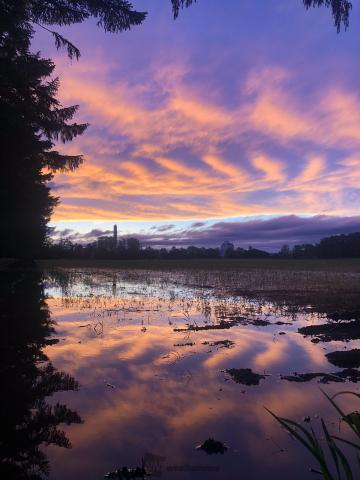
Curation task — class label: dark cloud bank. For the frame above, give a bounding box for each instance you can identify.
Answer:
[52,215,360,252]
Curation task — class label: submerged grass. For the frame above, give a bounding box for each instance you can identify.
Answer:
[43,260,360,317]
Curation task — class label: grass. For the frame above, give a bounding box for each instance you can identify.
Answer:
[36,257,360,272]
[267,390,360,480]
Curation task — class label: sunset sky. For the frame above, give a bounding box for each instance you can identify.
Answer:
[34,0,360,249]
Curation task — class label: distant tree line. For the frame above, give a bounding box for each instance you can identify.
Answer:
[41,237,271,260]
[40,231,360,260]
[279,232,360,259]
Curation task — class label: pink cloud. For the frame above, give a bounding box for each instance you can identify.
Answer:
[51,56,360,221]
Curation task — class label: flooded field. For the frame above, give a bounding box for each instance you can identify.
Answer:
[2,264,360,479]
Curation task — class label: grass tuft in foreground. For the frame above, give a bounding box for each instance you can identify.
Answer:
[266,390,360,480]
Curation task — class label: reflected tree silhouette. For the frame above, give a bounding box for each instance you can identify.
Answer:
[0,263,82,479]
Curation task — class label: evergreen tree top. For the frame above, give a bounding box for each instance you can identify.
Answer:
[1,1,147,59]
[171,1,352,32]
[7,1,147,30]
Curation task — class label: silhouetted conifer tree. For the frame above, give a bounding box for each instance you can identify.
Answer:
[303,0,352,31]
[0,32,87,256]
[0,1,146,258]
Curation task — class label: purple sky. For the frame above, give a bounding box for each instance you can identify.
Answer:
[33,1,360,248]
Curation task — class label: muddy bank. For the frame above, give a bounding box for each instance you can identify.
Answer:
[326,349,360,368]
[298,319,360,342]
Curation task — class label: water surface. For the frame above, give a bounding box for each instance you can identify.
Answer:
[2,265,360,479]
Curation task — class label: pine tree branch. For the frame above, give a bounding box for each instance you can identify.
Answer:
[33,22,81,59]
[171,0,196,19]
[42,151,84,172]
[303,0,352,32]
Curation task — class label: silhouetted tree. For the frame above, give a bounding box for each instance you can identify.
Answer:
[126,237,141,257]
[0,1,147,258]
[0,264,82,479]
[245,246,270,258]
[277,232,360,258]
[279,244,291,258]
[171,0,196,18]
[0,44,87,257]
[318,232,360,258]
[2,1,147,60]
[292,243,318,258]
[303,0,352,31]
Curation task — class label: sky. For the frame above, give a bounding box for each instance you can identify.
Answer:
[34,0,360,249]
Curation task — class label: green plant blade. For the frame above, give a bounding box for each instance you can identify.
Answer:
[322,419,341,480]
[332,436,360,452]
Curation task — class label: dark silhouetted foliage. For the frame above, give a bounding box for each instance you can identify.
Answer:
[172,0,353,31]
[292,243,318,258]
[40,230,360,260]
[278,245,291,258]
[2,1,147,60]
[317,232,360,258]
[0,1,146,259]
[0,264,82,479]
[290,232,360,259]
[0,40,87,257]
[171,0,197,18]
[303,0,352,31]
[41,237,273,260]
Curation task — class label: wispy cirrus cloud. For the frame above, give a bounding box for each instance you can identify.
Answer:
[40,0,360,226]
[51,56,360,222]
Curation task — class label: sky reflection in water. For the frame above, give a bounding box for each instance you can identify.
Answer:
[41,268,360,480]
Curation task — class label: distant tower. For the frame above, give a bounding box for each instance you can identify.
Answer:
[113,224,118,248]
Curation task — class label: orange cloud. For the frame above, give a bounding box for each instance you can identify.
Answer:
[252,154,285,182]
[50,58,360,221]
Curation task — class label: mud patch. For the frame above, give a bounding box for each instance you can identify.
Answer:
[281,368,360,383]
[196,438,228,455]
[202,340,234,348]
[226,368,266,386]
[326,349,360,368]
[298,319,360,342]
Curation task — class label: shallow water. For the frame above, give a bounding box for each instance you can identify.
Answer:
[2,266,360,479]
